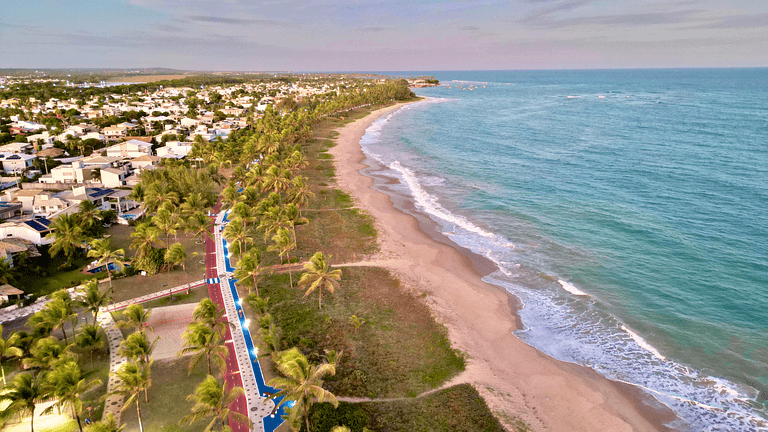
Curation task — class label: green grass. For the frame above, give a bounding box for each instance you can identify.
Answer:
[106,225,208,303]
[358,384,506,432]
[119,358,207,432]
[253,266,465,399]
[14,254,101,296]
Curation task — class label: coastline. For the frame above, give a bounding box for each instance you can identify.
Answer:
[328,101,679,432]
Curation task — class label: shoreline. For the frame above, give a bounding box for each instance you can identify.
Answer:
[328,101,679,432]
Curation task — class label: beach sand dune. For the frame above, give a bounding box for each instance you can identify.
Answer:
[329,103,677,432]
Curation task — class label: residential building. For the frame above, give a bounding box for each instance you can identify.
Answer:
[0,153,37,174]
[38,161,94,184]
[100,167,128,188]
[0,218,54,246]
[156,141,193,159]
[105,139,153,158]
[32,195,69,217]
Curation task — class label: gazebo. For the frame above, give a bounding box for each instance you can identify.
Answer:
[0,284,24,302]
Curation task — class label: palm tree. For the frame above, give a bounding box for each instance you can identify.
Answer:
[76,324,105,367]
[77,200,103,233]
[297,252,342,309]
[164,243,187,274]
[187,211,213,244]
[233,250,265,297]
[44,298,77,345]
[46,360,102,432]
[222,220,252,258]
[116,304,152,333]
[179,375,251,432]
[192,299,229,338]
[267,228,296,287]
[27,311,54,339]
[0,324,22,385]
[87,239,125,286]
[129,222,161,260]
[144,182,179,213]
[290,176,314,216]
[76,279,111,325]
[285,203,308,247]
[0,373,47,432]
[128,183,146,205]
[0,259,16,285]
[118,331,157,367]
[152,208,177,247]
[230,202,253,229]
[22,337,73,373]
[258,206,290,242]
[261,165,291,198]
[220,184,239,209]
[255,326,282,360]
[180,193,205,217]
[178,322,228,376]
[108,360,152,432]
[87,413,124,432]
[268,347,338,432]
[47,214,85,268]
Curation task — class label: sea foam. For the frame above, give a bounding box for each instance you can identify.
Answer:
[558,279,589,296]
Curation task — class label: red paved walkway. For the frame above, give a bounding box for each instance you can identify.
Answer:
[206,206,251,432]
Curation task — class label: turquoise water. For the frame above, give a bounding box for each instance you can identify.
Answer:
[360,69,768,431]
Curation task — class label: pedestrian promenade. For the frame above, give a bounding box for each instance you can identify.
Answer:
[101,280,206,313]
[97,311,127,424]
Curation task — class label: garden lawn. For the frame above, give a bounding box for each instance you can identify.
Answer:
[119,358,207,432]
[14,254,99,296]
[252,266,465,399]
[105,225,208,303]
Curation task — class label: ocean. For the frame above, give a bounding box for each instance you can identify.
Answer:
[359,69,768,431]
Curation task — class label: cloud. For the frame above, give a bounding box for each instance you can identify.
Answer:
[530,9,701,29]
[354,26,389,32]
[525,0,596,20]
[187,15,290,26]
[697,12,768,29]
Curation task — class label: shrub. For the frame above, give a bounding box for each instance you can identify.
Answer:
[303,402,369,432]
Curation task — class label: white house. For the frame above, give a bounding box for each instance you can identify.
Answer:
[105,139,153,159]
[32,195,70,217]
[0,142,33,154]
[102,125,128,141]
[39,161,94,184]
[156,141,193,159]
[0,218,54,246]
[100,167,127,188]
[26,132,55,147]
[0,153,37,174]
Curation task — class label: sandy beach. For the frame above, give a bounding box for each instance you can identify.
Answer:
[328,102,678,432]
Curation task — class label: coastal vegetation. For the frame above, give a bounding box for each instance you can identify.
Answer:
[0,77,502,432]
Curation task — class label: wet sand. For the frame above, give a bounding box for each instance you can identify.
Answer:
[328,102,679,432]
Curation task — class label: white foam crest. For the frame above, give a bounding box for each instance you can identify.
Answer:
[558,279,589,296]
[622,325,667,361]
[390,160,497,240]
[484,274,768,431]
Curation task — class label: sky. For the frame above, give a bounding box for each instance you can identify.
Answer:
[1,0,767,71]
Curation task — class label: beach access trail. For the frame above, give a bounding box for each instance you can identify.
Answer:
[329,102,677,432]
